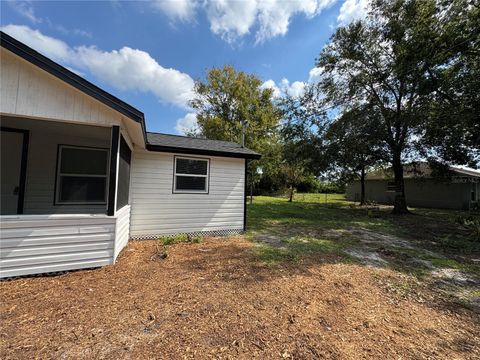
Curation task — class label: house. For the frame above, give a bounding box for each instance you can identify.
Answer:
[0,32,260,278]
[346,163,480,210]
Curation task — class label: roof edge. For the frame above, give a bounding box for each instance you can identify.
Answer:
[146,144,261,160]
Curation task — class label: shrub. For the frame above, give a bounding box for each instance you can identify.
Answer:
[158,233,204,246]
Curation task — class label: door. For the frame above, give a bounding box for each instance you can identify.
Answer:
[1,129,28,215]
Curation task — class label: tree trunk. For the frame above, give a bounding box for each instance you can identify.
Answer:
[391,153,409,214]
[360,166,366,206]
[289,186,294,202]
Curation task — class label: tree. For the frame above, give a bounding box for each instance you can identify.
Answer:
[324,105,387,205]
[190,65,282,194]
[190,65,280,146]
[417,1,480,165]
[279,90,329,176]
[280,141,308,202]
[314,0,479,213]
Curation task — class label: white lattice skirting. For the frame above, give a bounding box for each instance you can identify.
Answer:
[130,228,244,240]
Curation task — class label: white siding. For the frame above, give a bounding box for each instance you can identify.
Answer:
[114,205,130,260]
[130,151,245,238]
[0,214,116,278]
[1,117,110,214]
[0,49,124,128]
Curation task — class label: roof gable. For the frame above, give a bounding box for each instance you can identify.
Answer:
[0,31,146,138]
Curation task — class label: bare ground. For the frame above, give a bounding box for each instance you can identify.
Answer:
[1,237,479,359]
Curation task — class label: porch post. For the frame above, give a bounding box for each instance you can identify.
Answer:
[243,159,248,232]
[107,126,120,216]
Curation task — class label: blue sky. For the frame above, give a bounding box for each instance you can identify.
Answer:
[1,0,367,134]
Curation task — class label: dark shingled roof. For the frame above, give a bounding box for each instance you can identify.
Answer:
[146,132,261,159]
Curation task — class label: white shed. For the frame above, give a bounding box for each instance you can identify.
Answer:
[0,32,260,278]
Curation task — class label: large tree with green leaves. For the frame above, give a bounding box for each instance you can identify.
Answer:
[417,1,480,164]
[324,105,388,205]
[189,65,282,192]
[314,0,479,213]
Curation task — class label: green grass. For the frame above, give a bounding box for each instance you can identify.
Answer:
[253,235,359,265]
[247,194,396,235]
[246,194,479,273]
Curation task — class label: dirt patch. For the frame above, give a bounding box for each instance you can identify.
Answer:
[1,237,479,359]
[345,249,388,268]
[347,228,415,249]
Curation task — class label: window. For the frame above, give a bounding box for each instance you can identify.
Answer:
[56,145,109,204]
[173,156,209,193]
[386,182,396,192]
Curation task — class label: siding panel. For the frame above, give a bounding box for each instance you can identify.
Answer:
[0,214,116,278]
[114,205,130,260]
[130,151,245,237]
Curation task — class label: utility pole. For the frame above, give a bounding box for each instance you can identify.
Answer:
[241,118,246,147]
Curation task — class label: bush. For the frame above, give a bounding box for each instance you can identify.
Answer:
[317,182,346,194]
[296,175,321,193]
[296,176,345,194]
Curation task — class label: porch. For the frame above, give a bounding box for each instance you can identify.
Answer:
[0,117,132,278]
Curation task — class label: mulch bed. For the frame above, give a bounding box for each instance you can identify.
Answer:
[1,237,479,359]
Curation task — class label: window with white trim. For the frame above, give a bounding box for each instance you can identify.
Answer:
[173,156,209,193]
[55,145,109,204]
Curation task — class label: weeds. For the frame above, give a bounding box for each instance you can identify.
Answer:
[455,215,480,241]
[152,234,204,260]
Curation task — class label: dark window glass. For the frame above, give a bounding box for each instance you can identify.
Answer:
[176,158,208,175]
[59,176,106,202]
[176,176,206,191]
[116,137,131,210]
[386,182,396,191]
[60,147,108,175]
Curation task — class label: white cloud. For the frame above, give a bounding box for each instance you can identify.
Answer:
[260,79,281,97]
[175,112,198,134]
[205,0,258,43]
[254,0,334,44]
[8,1,42,24]
[308,66,324,83]
[74,46,194,107]
[261,78,306,98]
[1,25,195,108]
[73,28,92,38]
[1,24,73,62]
[337,0,369,25]
[280,78,306,97]
[154,0,336,44]
[151,0,198,22]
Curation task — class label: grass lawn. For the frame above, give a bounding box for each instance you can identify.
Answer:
[248,194,480,276]
[1,194,479,359]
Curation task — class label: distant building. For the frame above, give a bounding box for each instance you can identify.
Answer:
[346,163,479,210]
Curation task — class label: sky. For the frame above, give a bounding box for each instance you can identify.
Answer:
[0,0,368,135]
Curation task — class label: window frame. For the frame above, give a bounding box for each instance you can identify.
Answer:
[54,144,110,205]
[172,155,210,194]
